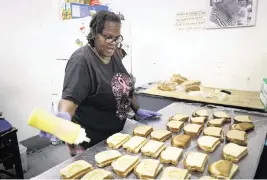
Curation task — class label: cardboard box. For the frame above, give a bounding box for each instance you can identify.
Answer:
[261,78,267,95]
[66,3,90,19]
[260,90,267,110]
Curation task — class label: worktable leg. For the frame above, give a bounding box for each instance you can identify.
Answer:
[11,132,24,179]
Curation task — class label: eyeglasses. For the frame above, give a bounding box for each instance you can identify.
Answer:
[100,34,123,44]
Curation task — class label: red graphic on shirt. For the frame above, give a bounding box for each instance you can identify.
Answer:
[111,73,133,120]
[89,0,100,6]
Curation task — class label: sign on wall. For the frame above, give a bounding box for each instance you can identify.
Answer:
[175,11,206,31]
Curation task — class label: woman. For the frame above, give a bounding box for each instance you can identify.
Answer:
[41,11,160,156]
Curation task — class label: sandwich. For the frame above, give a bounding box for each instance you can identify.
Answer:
[185,85,200,92]
[111,155,140,178]
[95,150,122,167]
[160,167,191,180]
[181,80,201,88]
[208,118,226,127]
[134,159,163,179]
[122,136,148,154]
[203,127,224,140]
[81,169,112,180]
[60,160,93,179]
[226,129,247,146]
[193,109,209,117]
[213,111,231,121]
[223,143,248,162]
[184,152,208,172]
[184,123,203,137]
[191,117,207,125]
[208,160,238,179]
[157,81,177,91]
[167,120,184,133]
[141,140,166,158]
[234,115,252,123]
[230,123,254,132]
[197,136,220,153]
[169,113,189,122]
[133,125,153,137]
[171,134,191,148]
[150,129,172,142]
[106,133,131,149]
[170,74,188,84]
[160,146,183,165]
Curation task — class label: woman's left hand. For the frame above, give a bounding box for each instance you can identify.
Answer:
[136,109,162,120]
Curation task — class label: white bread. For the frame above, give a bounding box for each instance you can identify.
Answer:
[208,118,226,127]
[150,129,172,142]
[160,147,183,165]
[184,152,208,172]
[133,125,153,137]
[95,150,122,167]
[234,115,252,123]
[197,136,220,153]
[81,169,112,180]
[111,155,139,177]
[208,160,238,179]
[106,133,131,149]
[134,159,162,179]
[169,113,189,122]
[191,117,206,125]
[184,124,203,137]
[60,160,93,179]
[193,109,208,117]
[141,140,166,158]
[203,127,224,140]
[171,134,191,148]
[160,167,190,180]
[226,130,247,146]
[122,136,148,154]
[223,143,248,162]
[213,111,231,120]
[167,121,184,133]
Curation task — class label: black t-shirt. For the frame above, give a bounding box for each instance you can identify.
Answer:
[62,45,134,149]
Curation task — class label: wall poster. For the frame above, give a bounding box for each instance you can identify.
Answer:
[175,11,206,31]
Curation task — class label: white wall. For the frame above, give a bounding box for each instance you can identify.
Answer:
[0,0,266,141]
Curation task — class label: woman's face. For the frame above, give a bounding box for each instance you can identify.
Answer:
[94,21,121,58]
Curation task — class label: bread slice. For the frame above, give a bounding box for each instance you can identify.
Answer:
[208,160,238,179]
[223,143,248,163]
[184,152,208,172]
[170,74,188,84]
[160,147,183,165]
[169,113,189,122]
[185,85,200,92]
[141,140,166,158]
[167,121,184,133]
[157,81,177,91]
[171,134,191,148]
[213,111,231,121]
[95,150,122,168]
[150,129,172,142]
[184,124,203,137]
[234,115,252,123]
[191,117,207,125]
[230,123,254,132]
[134,159,163,179]
[226,130,247,146]
[160,167,191,180]
[81,169,112,180]
[208,118,226,127]
[111,155,140,178]
[106,133,131,149]
[60,160,93,179]
[193,109,209,117]
[203,127,224,140]
[197,136,220,153]
[122,136,148,154]
[181,80,201,88]
[133,125,153,137]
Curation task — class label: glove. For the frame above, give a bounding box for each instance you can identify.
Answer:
[136,109,162,120]
[39,111,71,142]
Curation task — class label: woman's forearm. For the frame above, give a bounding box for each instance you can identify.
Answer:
[131,95,140,113]
[58,99,78,118]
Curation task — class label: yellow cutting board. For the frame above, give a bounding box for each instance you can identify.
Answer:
[139,86,264,110]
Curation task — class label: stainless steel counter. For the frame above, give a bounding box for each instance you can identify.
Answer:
[33,102,267,179]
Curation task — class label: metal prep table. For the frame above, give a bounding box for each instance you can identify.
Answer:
[32,97,267,179]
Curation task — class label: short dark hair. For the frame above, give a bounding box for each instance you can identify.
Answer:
[87,11,121,46]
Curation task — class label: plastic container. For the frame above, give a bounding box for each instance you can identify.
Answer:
[27,108,90,145]
[18,143,27,172]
